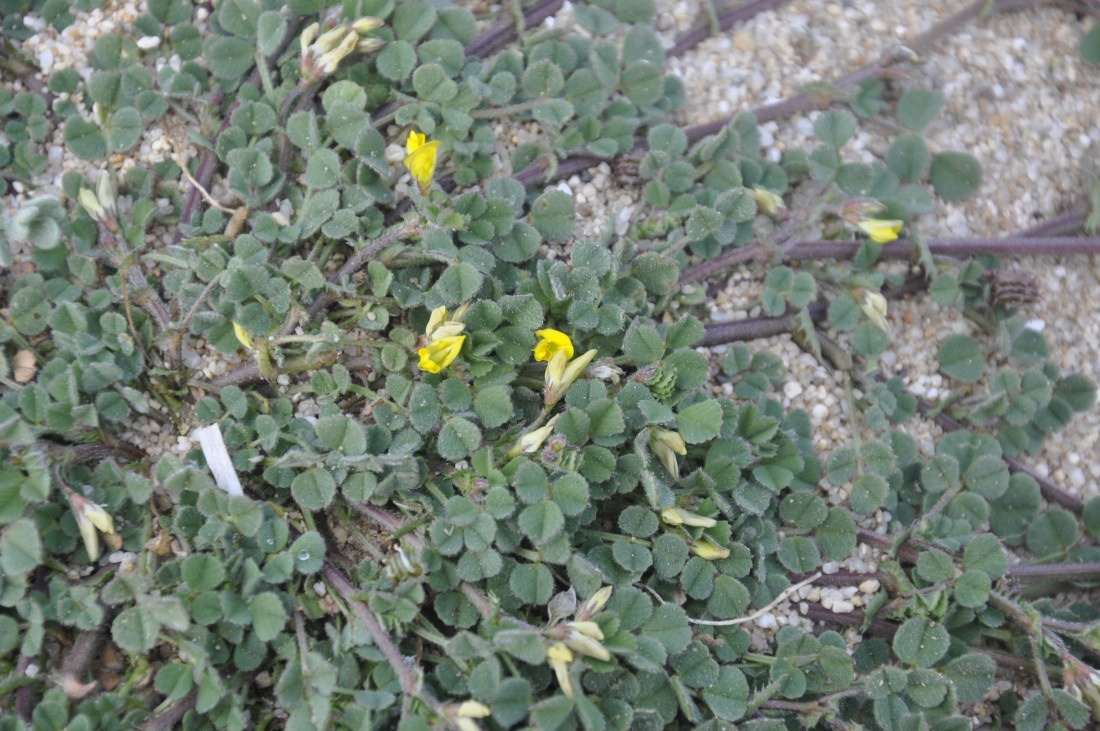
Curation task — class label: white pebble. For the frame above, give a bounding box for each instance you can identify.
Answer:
[859,579,881,594]
[555,182,573,197]
[756,612,777,629]
[822,561,839,574]
[38,48,54,73]
[137,36,161,50]
[783,381,803,399]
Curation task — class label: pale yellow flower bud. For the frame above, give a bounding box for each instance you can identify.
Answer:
[350,16,383,34]
[650,429,687,480]
[860,291,889,333]
[95,172,116,217]
[690,536,731,561]
[356,37,385,54]
[299,22,319,51]
[546,642,575,698]
[457,700,491,718]
[317,30,358,74]
[507,415,560,459]
[753,187,784,216]
[314,25,348,54]
[653,429,687,455]
[78,188,105,221]
[660,507,717,528]
[545,347,598,406]
[568,621,604,640]
[564,629,611,662]
[577,586,613,620]
[67,491,116,562]
[232,321,253,350]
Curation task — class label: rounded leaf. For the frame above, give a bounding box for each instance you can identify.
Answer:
[930,151,982,200]
[892,617,950,667]
[937,334,983,383]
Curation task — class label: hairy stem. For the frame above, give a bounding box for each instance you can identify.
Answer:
[322,561,441,718]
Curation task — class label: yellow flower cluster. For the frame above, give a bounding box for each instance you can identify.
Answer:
[417,305,468,373]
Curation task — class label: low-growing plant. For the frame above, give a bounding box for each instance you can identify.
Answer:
[2,0,1100,729]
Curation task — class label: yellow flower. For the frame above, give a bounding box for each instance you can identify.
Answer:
[403,130,442,195]
[860,291,889,333]
[753,187,785,216]
[546,642,575,698]
[418,335,465,373]
[660,507,717,528]
[691,536,731,561]
[533,329,574,362]
[857,218,904,243]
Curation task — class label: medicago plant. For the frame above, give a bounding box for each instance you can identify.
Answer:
[2,0,1100,729]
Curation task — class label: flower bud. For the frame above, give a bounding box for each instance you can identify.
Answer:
[456,700,491,718]
[577,585,613,620]
[690,536,731,561]
[660,507,717,528]
[564,629,611,662]
[350,16,384,34]
[860,290,889,333]
[545,348,597,407]
[78,188,105,221]
[299,22,319,51]
[650,429,687,480]
[568,621,604,640]
[232,321,253,350]
[507,415,560,459]
[546,642,575,698]
[753,187,785,216]
[67,490,116,561]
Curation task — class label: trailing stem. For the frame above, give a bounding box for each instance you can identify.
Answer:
[322,561,445,721]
